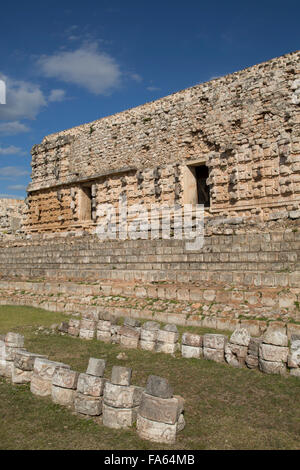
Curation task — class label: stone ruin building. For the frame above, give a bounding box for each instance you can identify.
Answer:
[0,50,299,334]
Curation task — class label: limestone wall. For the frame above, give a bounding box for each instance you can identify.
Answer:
[25,51,300,233]
[0,199,25,239]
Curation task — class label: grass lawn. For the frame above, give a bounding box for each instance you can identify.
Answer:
[0,304,299,450]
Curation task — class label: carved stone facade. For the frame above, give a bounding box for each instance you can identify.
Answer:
[0,199,25,239]
[24,51,300,233]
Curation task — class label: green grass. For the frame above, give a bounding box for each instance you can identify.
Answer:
[0,305,299,450]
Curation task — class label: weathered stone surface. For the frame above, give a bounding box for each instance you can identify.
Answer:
[203,347,225,363]
[14,351,47,371]
[124,318,141,328]
[155,341,178,354]
[181,344,202,359]
[86,358,106,377]
[33,358,70,380]
[287,340,300,368]
[102,403,138,429]
[203,334,228,350]
[139,340,156,351]
[290,368,300,378]
[146,375,173,399]
[120,335,140,349]
[263,325,288,347]
[138,393,184,425]
[259,344,289,363]
[230,328,251,347]
[97,330,111,343]
[120,326,140,338]
[11,366,33,384]
[181,332,202,347]
[245,354,259,369]
[140,329,158,342]
[5,332,24,348]
[79,328,95,340]
[142,321,160,331]
[30,375,53,396]
[74,392,103,415]
[80,319,96,330]
[52,385,76,406]
[77,373,106,397]
[157,329,179,344]
[259,359,287,375]
[177,413,185,432]
[68,326,79,337]
[225,343,248,367]
[248,337,263,357]
[104,382,144,408]
[97,320,111,332]
[52,367,79,389]
[136,414,177,444]
[111,366,132,386]
[4,346,26,362]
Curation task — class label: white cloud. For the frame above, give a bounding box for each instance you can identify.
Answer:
[0,75,47,121]
[0,121,30,135]
[147,86,161,91]
[48,89,66,102]
[0,145,27,156]
[0,166,30,179]
[37,43,122,95]
[0,193,25,199]
[7,184,27,191]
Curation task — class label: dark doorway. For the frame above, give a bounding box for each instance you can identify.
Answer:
[195,165,210,207]
[80,185,92,220]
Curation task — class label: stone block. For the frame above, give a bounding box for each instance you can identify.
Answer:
[120,335,140,349]
[111,366,132,386]
[86,358,106,377]
[155,341,178,354]
[287,340,300,368]
[259,344,288,363]
[142,321,160,331]
[33,358,70,380]
[68,326,79,337]
[225,343,247,368]
[181,332,202,347]
[52,368,79,389]
[80,319,96,330]
[138,393,184,425]
[124,318,141,328]
[97,320,111,332]
[4,346,26,362]
[120,326,140,338]
[52,385,76,406]
[146,375,173,399]
[14,351,47,371]
[30,375,53,396]
[74,392,103,415]
[259,359,287,375]
[157,329,179,344]
[203,347,225,363]
[5,332,24,348]
[245,354,259,369]
[77,373,106,397]
[79,329,95,340]
[248,337,263,357]
[104,382,144,408]
[230,328,251,347]
[11,366,33,384]
[290,369,300,378]
[203,334,228,350]
[181,344,202,359]
[263,325,288,346]
[97,330,111,343]
[139,340,156,351]
[140,329,158,342]
[136,414,177,444]
[102,403,138,429]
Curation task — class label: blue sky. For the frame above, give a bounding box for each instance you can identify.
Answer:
[0,0,299,199]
